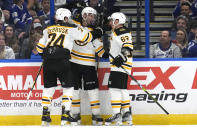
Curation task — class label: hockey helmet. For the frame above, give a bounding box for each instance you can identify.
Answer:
[81,7,97,17]
[109,12,127,25]
[55,8,71,21]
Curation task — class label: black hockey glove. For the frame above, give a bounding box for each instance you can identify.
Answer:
[91,27,103,40]
[111,54,127,67]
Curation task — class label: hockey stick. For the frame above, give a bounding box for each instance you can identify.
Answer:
[27,62,43,100]
[109,53,169,115]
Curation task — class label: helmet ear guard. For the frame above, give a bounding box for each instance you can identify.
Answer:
[55,8,71,21]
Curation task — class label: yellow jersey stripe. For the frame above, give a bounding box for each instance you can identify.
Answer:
[97,49,105,57]
[122,100,131,103]
[42,96,50,99]
[72,20,81,26]
[72,105,80,107]
[72,99,80,102]
[95,46,103,52]
[62,95,72,98]
[90,100,100,104]
[42,101,51,104]
[62,100,70,103]
[111,100,121,103]
[122,65,131,70]
[87,32,93,43]
[125,61,132,65]
[71,54,96,62]
[91,106,100,109]
[123,44,133,49]
[36,47,43,53]
[37,43,45,48]
[81,33,88,41]
[72,49,95,57]
[113,31,117,36]
[112,106,121,108]
[121,105,130,109]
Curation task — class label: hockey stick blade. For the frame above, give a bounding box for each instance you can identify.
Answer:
[109,53,169,115]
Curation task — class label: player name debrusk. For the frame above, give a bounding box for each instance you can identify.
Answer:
[47,26,69,34]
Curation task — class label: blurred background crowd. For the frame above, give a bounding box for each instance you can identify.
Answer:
[0,0,197,59]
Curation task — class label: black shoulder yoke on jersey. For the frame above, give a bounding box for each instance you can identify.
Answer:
[114,26,130,36]
[56,21,77,28]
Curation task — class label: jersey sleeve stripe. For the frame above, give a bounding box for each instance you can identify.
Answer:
[37,43,45,48]
[81,33,88,41]
[36,46,43,53]
[95,46,103,52]
[72,49,95,57]
[122,43,133,49]
[97,49,105,57]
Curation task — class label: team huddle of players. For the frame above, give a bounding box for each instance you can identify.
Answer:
[36,6,133,126]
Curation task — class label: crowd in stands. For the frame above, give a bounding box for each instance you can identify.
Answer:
[150,0,197,58]
[0,0,197,59]
[0,0,118,59]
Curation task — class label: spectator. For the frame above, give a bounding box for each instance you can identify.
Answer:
[0,8,6,23]
[55,0,67,9]
[0,0,13,24]
[2,9,10,24]
[191,0,197,19]
[29,9,38,18]
[173,28,188,57]
[0,0,14,11]
[30,33,42,59]
[186,28,197,57]
[67,0,119,31]
[4,25,20,58]
[0,33,15,59]
[10,0,32,40]
[173,0,191,18]
[0,19,4,33]
[27,0,41,12]
[150,30,182,58]
[173,0,197,20]
[37,0,50,28]
[171,15,190,40]
[173,1,197,33]
[31,17,43,34]
[20,22,42,59]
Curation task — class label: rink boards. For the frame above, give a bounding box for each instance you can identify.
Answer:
[0,58,197,125]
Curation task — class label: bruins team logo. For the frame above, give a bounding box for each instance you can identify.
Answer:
[74,40,88,46]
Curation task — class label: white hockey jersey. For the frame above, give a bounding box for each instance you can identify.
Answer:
[109,27,133,73]
[150,42,182,58]
[36,24,92,54]
[70,20,105,66]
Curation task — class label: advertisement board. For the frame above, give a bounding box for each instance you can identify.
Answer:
[0,59,197,125]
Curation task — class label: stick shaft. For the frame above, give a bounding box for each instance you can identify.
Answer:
[27,63,43,100]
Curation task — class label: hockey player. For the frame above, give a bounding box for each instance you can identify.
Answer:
[70,7,106,125]
[36,8,101,126]
[104,12,133,126]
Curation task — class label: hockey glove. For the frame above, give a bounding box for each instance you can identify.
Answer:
[91,27,103,40]
[121,47,133,57]
[111,54,127,67]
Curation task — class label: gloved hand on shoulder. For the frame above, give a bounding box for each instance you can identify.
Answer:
[91,27,103,40]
